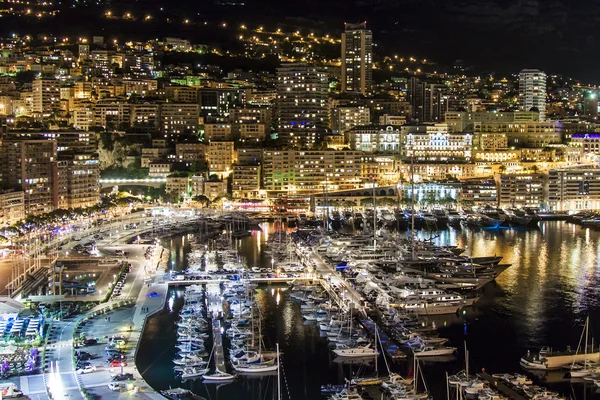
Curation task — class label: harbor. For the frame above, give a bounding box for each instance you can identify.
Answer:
[134,214,600,400]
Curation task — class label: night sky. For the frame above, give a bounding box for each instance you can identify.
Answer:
[8,0,600,81]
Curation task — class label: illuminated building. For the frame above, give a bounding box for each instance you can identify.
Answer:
[175,143,206,162]
[148,162,172,178]
[497,173,545,208]
[204,123,233,141]
[32,77,60,116]
[331,106,371,134]
[347,125,401,153]
[276,63,328,148]
[207,141,236,177]
[58,153,100,209]
[459,179,498,206]
[159,103,201,136]
[570,134,600,156]
[474,121,561,147]
[0,139,58,215]
[519,69,547,121]
[400,124,472,161]
[444,111,540,133]
[232,165,261,199]
[262,150,362,194]
[548,169,600,211]
[131,104,160,131]
[341,22,373,95]
[0,190,25,225]
[165,176,190,196]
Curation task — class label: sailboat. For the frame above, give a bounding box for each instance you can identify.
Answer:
[569,316,598,378]
[202,330,235,382]
[233,306,279,373]
[181,346,215,380]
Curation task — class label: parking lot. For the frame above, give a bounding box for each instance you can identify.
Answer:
[73,306,140,398]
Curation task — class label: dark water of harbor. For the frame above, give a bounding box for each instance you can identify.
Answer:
[137,232,378,400]
[138,222,600,399]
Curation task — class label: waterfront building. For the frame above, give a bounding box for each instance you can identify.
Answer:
[276,63,329,148]
[232,165,261,199]
[519,69,547,120]
[0,190,25,225]
[55,153,100,209]
[165,175,190,196]
[477,133,508,151]
[204,179,228,200]
[497,173,545,208]
[474,149,519,163]
[459,179,498,206]
[190,175,205,196]
[548,169,600,211]
[262,150,362,194]
[399,163,476,182]
[0,139,58,215]
[341,22,373,95]
[360,156,398,186]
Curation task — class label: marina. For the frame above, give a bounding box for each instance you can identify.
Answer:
[132,213,600,400]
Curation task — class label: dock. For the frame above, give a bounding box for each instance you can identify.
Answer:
[479,373,527,400]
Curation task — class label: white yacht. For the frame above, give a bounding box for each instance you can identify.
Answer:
[333,345,378,358]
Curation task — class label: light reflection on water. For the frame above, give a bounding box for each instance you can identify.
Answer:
[142,221,600,398]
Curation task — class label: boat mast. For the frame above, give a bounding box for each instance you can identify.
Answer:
[464,341,469,378]
[410,153,416,260]
[585,316,589,360]
[373,179,377,251]
[277,343,281,400]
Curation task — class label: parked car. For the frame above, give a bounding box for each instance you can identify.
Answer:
[83,338,98,346]
[75,351,93,360]
[112,373,134,381]
[76,365,96,374]
[109,360,127,367]
[107,354,127,362]
[108,383,123,391]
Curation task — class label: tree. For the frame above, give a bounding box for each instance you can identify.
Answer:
[192,195,210,208]
[15,70,37,84]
